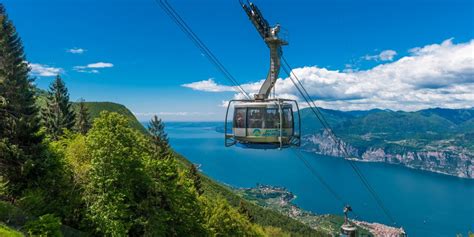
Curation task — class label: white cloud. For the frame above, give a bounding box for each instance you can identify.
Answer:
[29,63,63,77]
[184,38,474,111]
[182,78,235,92]
[364,49,397,61]
[85,62,114,68]
[74,62,113,73]
[66,48,85,54]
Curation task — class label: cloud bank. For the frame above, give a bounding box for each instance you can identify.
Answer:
[183,39,474,111]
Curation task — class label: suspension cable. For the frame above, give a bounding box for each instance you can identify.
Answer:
[155,0,251,100]
[292,149,344,204]
[281,57,397,225]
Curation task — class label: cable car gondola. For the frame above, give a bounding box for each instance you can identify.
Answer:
[224,99,301,149]
[224,1,301,149]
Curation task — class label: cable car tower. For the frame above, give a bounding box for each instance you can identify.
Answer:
[224,1,301,149]
[340,205,357,237]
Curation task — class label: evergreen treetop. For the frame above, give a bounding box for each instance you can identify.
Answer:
[75,98,91,134]
[41,75,76,140]
[147,115,169,155]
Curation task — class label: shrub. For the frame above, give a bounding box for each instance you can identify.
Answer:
[24,214,62,237]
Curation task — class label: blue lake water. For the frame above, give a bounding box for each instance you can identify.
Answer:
[162,122,474,237]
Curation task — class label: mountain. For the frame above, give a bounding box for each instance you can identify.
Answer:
[300,107,474,178]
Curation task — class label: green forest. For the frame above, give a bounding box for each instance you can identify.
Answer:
[0,4,326,237]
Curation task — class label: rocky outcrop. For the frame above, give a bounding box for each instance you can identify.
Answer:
[302,132,474,179]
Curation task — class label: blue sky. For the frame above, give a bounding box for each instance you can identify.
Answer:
[3,0,473,121]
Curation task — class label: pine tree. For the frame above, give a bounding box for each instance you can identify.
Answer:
[188,164,203,195]
[238,200,254,222]
[75,98,91,134]
[147,115,169,156]
[0,4,45,198]
[41,75,76,140]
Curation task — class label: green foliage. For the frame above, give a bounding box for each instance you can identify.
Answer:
[141,151,207,236]
[148,115,169,154]
[202,196,264,237]
[84,112,151,236]
[81,101,147,134]
[35,89,148,135]
[41,75,76,140]
[0,200,29,230]
[0,177,7,197]
[189,164,203,195]
[16,140,83,229]
[300,107,474,153]
[75,98,91,135]
[261,226,291,237]
[173,152,322,236]
[24,214,62,237]
[62,134,90,185]
[0,3,44,200]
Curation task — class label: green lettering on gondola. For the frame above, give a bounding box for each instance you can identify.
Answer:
[252,129,262,136]
[251,129,288,137]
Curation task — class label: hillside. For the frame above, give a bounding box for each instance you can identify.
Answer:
[300,107,474,178]
[173,154,324,236]
[35,89,147,134]
[29,95,323,236]
[79,102,147,134]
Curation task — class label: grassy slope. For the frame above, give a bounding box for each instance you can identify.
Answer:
[0,223,23,237]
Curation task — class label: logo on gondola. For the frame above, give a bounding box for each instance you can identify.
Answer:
[252,129,262,136]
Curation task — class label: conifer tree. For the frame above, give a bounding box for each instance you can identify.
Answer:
[188,164,203,195]
[0,4,44,198]
[75,98,91,134]
[41,75,76,140]
[238,200,254,222]
[147,115,169,156]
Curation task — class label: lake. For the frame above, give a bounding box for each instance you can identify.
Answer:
[162,122,474,237]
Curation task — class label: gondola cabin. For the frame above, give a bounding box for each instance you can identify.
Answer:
[225,99,301,149]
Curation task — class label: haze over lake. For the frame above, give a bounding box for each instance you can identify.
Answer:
[160,122,474,237]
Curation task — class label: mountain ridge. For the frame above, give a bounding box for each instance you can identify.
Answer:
[300,107,474,178]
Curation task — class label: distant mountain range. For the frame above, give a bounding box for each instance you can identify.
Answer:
[300,107,474,178]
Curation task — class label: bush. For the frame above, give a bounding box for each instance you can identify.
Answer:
[24,214,62,237]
